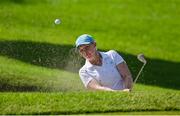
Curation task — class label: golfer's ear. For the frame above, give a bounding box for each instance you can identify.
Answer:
[79,52,83,57]
[93,42,96,47]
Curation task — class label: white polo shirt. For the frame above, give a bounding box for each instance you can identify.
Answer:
[79,50,125,90]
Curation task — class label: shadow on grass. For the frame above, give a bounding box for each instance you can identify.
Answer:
[0,0,45,4]
[20,109,180,115]
[0,40,84,73]
[0,0,24,4]
[0,40,179,90]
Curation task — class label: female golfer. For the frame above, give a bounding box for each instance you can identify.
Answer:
[75,34,133,92]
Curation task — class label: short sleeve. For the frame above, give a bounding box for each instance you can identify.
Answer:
[110,50,125,65]
[79,68,93,88]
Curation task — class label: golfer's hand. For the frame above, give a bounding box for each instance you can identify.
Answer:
[122,89,130,92]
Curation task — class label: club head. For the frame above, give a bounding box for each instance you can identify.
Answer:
[137,54,147,64]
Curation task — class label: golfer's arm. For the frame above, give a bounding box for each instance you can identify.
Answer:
[117,62,133,89]
[87,79,115,91]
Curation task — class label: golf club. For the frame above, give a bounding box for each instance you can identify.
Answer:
[133,54,147,84]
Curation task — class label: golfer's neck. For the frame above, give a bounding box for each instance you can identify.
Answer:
[89,52,102,66]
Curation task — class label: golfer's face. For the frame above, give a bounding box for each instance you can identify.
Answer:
[78,43,96,60]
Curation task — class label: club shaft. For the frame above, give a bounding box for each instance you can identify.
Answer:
[133,63,146,84]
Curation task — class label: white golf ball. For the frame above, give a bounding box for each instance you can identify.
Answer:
[54,19,61,24]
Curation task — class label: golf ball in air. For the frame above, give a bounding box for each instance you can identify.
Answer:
[54,19,61,24]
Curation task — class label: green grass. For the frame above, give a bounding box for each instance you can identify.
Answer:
[0,0,180,114]
[0,91,180,115]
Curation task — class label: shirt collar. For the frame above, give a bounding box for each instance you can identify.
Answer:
[85,51,108,68]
